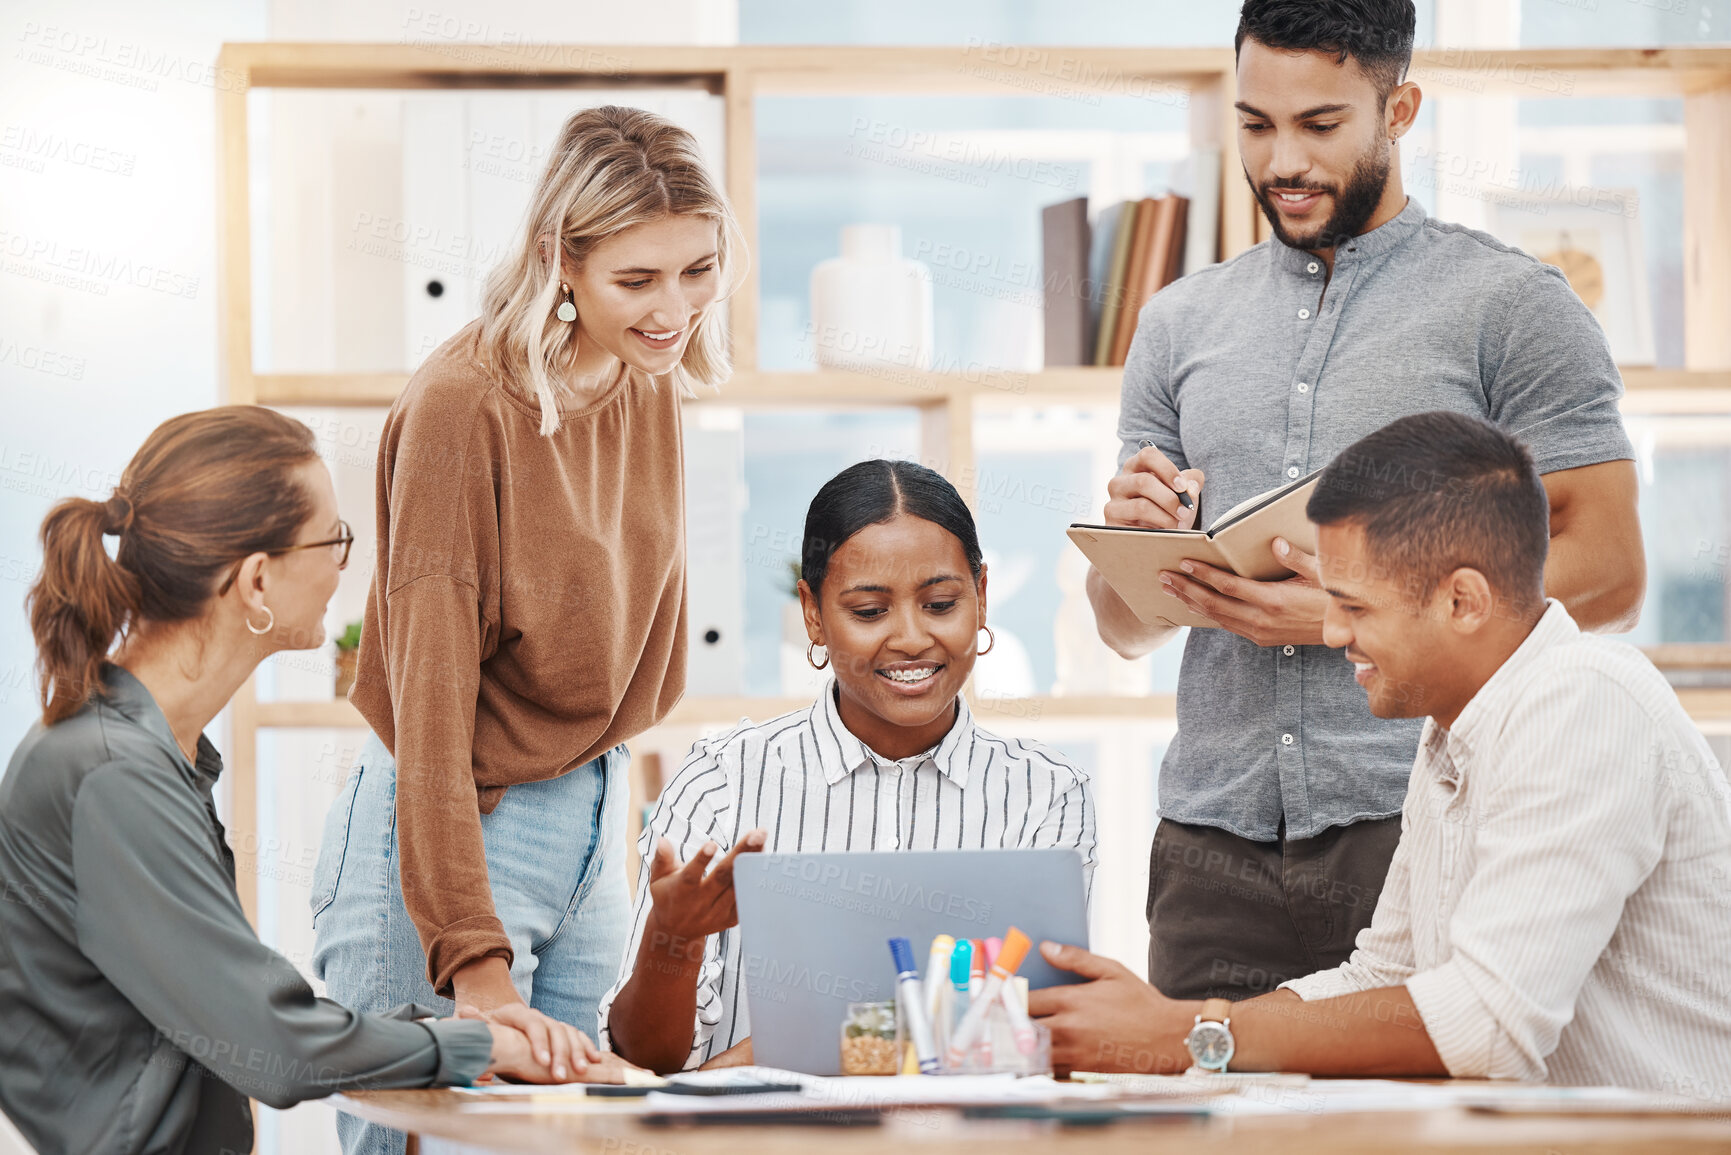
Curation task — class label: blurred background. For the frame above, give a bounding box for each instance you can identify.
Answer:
[2,1,1728,1150]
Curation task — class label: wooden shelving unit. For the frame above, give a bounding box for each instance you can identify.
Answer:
[216,41,1731,921]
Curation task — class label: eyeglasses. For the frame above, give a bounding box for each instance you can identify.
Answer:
[216,521,356,597]
[275,520,355,569]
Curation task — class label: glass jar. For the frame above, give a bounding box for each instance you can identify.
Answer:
[839,1000,903,1076]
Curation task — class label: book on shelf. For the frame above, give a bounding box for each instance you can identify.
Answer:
[1107,193,1188,366]
[1040,162,1220,370]
[1066,468,1323,630]
[1092,200,1138,366]
[1107,198,1158,366]
[1041,196,1091,366]
[1085,200,1130,368]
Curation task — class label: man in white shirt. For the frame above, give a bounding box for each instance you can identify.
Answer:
[1033,411,1731,1097]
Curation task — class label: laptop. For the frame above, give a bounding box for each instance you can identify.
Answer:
[730,848,1090,1076]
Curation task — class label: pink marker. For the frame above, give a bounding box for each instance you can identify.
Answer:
[984,937,1002,969]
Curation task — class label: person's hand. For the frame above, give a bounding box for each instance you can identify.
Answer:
[1027,942,1194,1078]
[643,830,768,961]
[460,1002,600,1082]
[1159,537,1329,647]
[1105,444,1205,530]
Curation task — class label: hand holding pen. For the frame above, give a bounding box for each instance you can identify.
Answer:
[1105,439,1204,531]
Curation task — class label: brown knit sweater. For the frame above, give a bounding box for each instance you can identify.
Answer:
[350,322,687,994]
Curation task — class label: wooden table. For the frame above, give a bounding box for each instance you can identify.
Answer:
[336,1087,1731,1155]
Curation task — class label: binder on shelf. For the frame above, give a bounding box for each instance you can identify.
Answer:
[1040,196,1091,367]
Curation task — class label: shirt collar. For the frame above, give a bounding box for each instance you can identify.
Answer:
[1276,196,1426,274]
[1431,599,1579,769]
[806,679,977,789]
[99,663,225,789]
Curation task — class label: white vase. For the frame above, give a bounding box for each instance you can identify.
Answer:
[809,224,933,373]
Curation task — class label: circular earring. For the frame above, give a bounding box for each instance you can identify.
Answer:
[977,625,996,656]
[246,606,275,636]
[556,283,577,323]
[806,640,830,670]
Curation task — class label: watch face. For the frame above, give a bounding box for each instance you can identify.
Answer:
[1188,1022,1234,1069]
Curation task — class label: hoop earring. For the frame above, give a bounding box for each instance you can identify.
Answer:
[977,625,995,656]
[806,640,829,670]
[246,606,274,636]
[556,283,577,323]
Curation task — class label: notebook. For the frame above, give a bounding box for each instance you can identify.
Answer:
[1067,468,1324,630]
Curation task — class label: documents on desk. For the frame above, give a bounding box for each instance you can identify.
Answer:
[443,1068,1725,1121]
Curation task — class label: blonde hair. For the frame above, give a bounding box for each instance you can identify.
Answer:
[478,105,745,435]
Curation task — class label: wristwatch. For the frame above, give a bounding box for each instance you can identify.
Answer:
[1184,998,1235,1073]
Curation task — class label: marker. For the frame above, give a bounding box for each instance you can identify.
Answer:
[947,928,1031,1068]
[968,940,986,999]
[949,938,972,1017]
[923,935,954,1032]
[999,974,1037,1056]
[1139,438,1196,510]
[889,937,940,1074]
[983,937,1002,970]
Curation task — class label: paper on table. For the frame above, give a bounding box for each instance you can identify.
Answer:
[452,1065,667,1095]
[639,1073,1119,1115]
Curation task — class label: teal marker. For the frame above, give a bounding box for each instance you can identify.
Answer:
[949,938,973,1030]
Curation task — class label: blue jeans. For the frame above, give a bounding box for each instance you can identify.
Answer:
[311,732,630,1155]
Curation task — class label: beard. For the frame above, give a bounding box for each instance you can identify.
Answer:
[1250,137,1391,252]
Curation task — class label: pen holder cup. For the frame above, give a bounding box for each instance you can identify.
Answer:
[939,996,1052,1077]
[840,1000,904,1076]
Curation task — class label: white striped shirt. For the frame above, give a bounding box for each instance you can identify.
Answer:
[596,684,1097,1068]
[1285,601,1731,1098]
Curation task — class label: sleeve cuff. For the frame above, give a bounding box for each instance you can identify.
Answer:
[1405,963,1542,1082]
[418,1019,495,1087]
[1280,965,1365,1002]
[426,916,514,998]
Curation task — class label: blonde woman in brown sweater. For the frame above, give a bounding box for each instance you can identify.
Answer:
[311,106,741,1155]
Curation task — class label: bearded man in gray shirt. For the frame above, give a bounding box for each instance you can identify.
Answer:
[1089,0,1646,1001]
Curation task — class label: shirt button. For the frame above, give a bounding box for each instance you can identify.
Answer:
[1307,261,1320,274]
[1287,466,1300,479]
[1283,645,1295,656]
[1281,733,1295,746]
[1298,308,1311,319]
[1296,382,1309,393]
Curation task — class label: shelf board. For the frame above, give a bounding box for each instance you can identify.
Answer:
[253,366,1731,410]
[247,685,1731,730]
[218,43,1731,99]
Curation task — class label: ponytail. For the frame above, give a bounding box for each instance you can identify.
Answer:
[28,497,143,724]
[24,405,320,725]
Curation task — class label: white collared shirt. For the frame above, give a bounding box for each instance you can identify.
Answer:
[596,683,1096,1068]
[1285,601,1731,1097]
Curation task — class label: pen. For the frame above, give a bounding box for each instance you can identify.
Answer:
[889,937,941,1074]
[1139,438,1196,510]
[923,934,954,1035]
[947,927,1032,1067]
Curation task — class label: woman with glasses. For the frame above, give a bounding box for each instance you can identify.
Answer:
[310,104,743,1155]
[0,407,617,1155]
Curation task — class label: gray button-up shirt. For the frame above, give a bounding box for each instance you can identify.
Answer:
[1120,198,1634,841]
[0,664,491,1155]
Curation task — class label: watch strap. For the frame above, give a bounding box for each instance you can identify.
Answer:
[1198,997,1232,1025]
